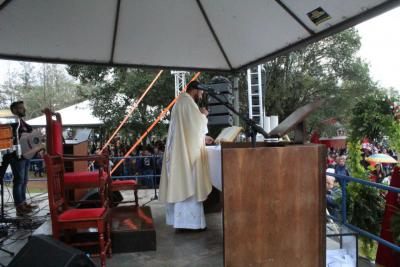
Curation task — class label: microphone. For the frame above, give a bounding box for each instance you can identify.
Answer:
[196,83,221,95]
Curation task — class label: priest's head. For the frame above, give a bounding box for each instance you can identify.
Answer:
[186,81,204,102]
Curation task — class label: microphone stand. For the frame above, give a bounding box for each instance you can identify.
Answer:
[207,91,269,148]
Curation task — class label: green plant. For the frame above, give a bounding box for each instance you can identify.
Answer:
[343,144,385,258]
[346,183,385,257]
[349,93,394,142]
[388,121,400,153]
[344,93,399,259]
[346,141,368,180]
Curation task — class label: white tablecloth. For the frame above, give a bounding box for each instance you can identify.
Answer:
[206,145,222,191]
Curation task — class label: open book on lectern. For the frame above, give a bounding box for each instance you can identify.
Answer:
[215,126,243,144]
[213,99,322,144]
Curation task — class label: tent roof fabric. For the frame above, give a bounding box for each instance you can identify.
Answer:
[0,0,399,72]
[26,100,103,127]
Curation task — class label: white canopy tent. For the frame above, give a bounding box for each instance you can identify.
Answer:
[26,100,103,127]
[0,0,399,72]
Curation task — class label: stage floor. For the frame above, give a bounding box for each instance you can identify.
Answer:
[0,188,375,267]
[0,189,223,267]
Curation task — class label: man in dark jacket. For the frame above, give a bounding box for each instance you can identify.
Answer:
[335,156,350,176]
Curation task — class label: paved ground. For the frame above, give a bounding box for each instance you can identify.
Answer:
[0,187,49,267]
[0,186,374,267]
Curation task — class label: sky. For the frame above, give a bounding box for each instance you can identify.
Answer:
[0,6,400,90]
[356,6,400,91]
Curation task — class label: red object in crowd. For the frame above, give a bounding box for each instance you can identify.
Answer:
[310,132,320,144]
[327,158,335,166]
[376,166,400,266]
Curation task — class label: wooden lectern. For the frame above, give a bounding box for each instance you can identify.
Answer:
[63,140,89,200]
[222,143,326,267]
[63,140,89,172]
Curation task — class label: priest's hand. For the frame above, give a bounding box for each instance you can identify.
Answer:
[205,136,214,145]
[200,107,209,117]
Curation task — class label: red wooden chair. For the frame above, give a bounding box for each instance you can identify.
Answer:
[110,179,139,206]
[44,154,111,267]
[43,108,108,206]
[93,150,139,206]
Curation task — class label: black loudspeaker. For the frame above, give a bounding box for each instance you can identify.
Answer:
[8,235,96,267]
[207,76,235,128]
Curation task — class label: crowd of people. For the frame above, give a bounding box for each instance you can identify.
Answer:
[94,139,166,189]
[325,143,397,218]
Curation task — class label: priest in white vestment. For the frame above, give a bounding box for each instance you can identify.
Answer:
[159,81,213,230]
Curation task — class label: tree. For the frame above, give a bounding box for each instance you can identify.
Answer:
[67,66,175,139]
[67,66,252,142]
[345,92,399,258]
[19,62,36,92]
[0,63,22,107]
[0,62,85,118]
[261,28,378,136]
[66,28,382,141]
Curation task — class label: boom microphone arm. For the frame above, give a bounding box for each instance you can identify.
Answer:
[207,91,268,148]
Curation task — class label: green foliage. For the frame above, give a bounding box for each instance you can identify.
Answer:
[387,121,400,153]
[344,141,384,258]
[346,141,368,179]
[0,63,84,119]
[66,68,245,140]
[65,28,380,141]
[346,182,385,258]
[66,66,175,139]
[261,28,377,136]
[345,92,400,259]
[349,93,394,142]
[359,240,379,260]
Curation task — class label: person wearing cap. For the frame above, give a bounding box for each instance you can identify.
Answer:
[159,81,213,230]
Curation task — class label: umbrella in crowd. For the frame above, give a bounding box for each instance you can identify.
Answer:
[366,154,397,164]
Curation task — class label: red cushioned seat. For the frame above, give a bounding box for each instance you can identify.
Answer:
[111,180,138,205]
[112,180,137,186]
[59,208,106,221]
[45,154,111,267]
[64,171,107,185]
